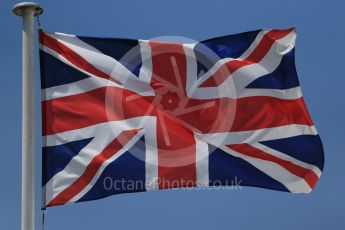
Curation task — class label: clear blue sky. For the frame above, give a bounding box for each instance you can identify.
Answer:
[1,0,344,229]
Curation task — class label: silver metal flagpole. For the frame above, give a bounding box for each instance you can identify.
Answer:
[12,2,43,230]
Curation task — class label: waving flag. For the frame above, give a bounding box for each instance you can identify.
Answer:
[39,28,324,208]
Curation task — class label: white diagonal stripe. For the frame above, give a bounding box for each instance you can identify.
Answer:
[195,30,270,82]
[220,145,312,193]
[68,131,144,204]
[189,29,297,100]
[252,142,322,177]
[41,33,154,97]
[43,117,155,205]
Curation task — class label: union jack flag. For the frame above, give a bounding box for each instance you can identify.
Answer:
[39,28,324,208]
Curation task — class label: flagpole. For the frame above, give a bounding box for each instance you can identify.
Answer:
[13,2,43,230]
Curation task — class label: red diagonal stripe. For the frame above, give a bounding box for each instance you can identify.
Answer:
[229,143,319,189]
[47,129,141,207]
[200,29,294,87]
[39,32,121,85]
